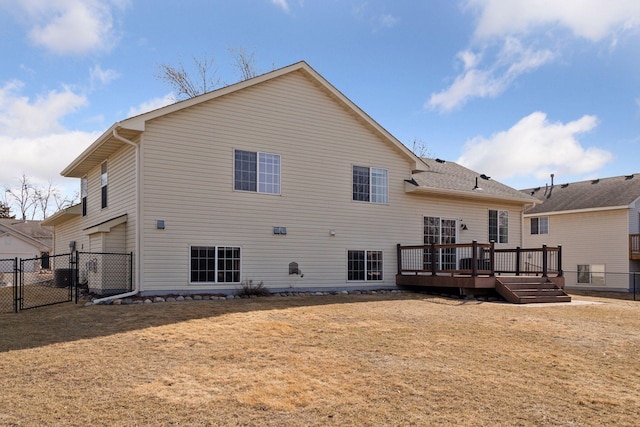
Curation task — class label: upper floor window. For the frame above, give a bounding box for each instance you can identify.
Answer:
[530,217,549,235]
[234,150,280,194]
[353,166,388,203]
[81,176,88,216]
[101,161,108,209]
[489,210,508,243]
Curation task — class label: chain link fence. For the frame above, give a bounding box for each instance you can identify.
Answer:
[564,270,639,300]
[77,252,133,296]
[19,254,73,310]
[0,258,17,313]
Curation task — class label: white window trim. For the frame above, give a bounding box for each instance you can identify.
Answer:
[189,245,242,285]
[346,249,384,282]
[352,165,389,204]
[489,209,508,244]
[577,264,605,285]
[530,216,549,235]
[233,149,281,195]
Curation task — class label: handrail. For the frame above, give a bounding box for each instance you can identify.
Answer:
[397,241,562,278]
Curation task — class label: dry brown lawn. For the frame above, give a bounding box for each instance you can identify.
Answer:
[1,292,640,426]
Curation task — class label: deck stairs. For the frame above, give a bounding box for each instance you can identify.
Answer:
[495,277,571,304]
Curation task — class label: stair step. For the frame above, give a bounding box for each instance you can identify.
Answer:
[518,296,572,303]
[513,290,567,296]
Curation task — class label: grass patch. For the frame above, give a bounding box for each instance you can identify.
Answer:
[1,293,640,425]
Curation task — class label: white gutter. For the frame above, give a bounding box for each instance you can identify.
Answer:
[92,125,141,304]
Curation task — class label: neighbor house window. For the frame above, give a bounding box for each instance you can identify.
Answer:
[234,150,280,194]
[577,264,605,285]
[353,166,388,203]
[347,250,383,281]
[190,246,241,283]
[530,217,549,235]
[81,176,88,216]
[489,210,508,243]
[101,162,108,209]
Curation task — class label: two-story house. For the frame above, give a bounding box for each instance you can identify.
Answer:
[523,174,640,292]
[44,61,539,298]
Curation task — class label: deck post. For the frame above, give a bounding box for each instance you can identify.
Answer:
[557,244,563,277]
[515,247,521,276]
[489,241,495,277]
[430,242,437,276]
[396,244,402,276]
[471,240,478,277]
[542,244,548,277]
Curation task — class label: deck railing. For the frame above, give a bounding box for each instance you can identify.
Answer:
[397,241,562,277]
[630,234,640,259]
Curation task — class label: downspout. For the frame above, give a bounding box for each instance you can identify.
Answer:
[92,124,141,304]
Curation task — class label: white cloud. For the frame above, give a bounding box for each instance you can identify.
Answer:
[457,112,612,182]
[270,0,290,13]
[90,65,121,88]
[467,0,640,42]
[11,0,123,55]
[0,79,95,213]
[0,80,87,137]
[428,38,554,112]
[429,1,640,112]
[127,94,174,118]
[377,13,400,30]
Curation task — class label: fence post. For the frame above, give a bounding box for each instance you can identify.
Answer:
[471,240,478,277]
[489,241,495,277]
[431,242,437,276]
[515,247,521,276]
[557,245,563,277]
[542,244,548,277]
[13,257,18,313]
[396,244,402,276]
[130,252,134,292]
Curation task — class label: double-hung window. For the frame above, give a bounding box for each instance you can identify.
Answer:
[81,176,88,216]
[190,246,241,284]
[530,217,549,235]
[101,162,108,209]
[234,150,280,194]
[489,210,508,243]
[347,250,383,281]
[353,166,388,203]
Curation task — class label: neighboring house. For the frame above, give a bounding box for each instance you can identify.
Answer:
[522,174,640,292]
[0,219,52,272]
[43,61,538,296]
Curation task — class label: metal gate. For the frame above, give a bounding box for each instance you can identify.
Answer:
[18,253,74,311]
[0,258,18,313]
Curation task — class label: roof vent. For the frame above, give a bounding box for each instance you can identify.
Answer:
[480,174,490,180]
[625,174,634,180]
[591,179,600,184]
[435,158,446,163]
[530,187,541,195]
[561,183,569,188]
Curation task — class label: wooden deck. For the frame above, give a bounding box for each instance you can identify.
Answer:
[396,242,567,303]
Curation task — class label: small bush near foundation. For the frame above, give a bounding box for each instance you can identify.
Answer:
[236,280,270,297]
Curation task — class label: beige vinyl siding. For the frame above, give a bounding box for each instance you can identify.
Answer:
[50,143,137,256]
[524,209,629,290]
[138,70,527,293]
[51,216,89,255]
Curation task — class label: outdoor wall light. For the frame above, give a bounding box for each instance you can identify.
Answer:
[329,230,336,236]
[461,224,468,230]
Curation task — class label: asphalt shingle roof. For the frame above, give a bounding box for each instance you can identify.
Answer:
[412,158,538,203]
[521,174,640,214]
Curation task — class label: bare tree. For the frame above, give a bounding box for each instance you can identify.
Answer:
[228,46,259,81]
[410,138,433,159]
[157,55,220,100]
[5,174,37,220]
[34,181,58,219]
[53,188,79,211]
[157,49,261,100]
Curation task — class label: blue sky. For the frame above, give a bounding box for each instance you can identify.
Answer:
[1,0,639,216]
